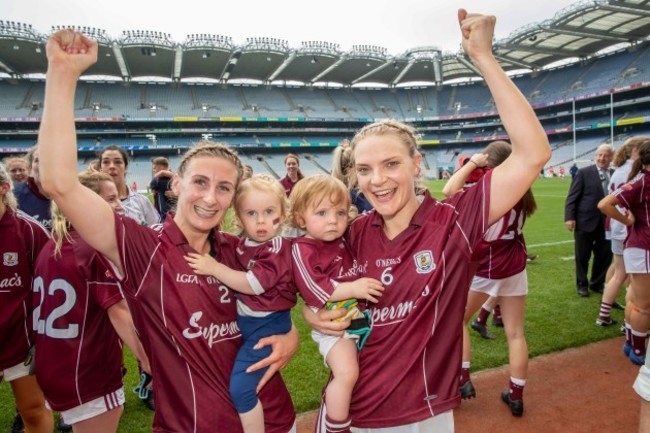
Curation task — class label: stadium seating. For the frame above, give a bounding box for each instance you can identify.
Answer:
[2,41,650,181]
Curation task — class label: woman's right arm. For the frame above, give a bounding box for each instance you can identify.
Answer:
[39,30,122,270]
[108,300,151,374]
[441,153,489,198]
[598,194,634,226]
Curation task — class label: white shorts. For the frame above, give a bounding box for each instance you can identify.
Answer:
[624,248,650,274]
[351,412,454,433]
[1,361,30,382]
[56,388,125,426]
[470,270,528,297]
[311,330,357,368]
[611,239,625,255]
[634,360,650,401]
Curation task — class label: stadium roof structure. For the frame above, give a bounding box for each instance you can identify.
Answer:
[0,0,649,87]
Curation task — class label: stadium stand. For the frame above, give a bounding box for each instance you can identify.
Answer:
[0,15,649,182]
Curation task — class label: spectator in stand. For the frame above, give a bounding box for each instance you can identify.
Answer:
[595,137,644,328]
[0,162,54,433]
[303,9,550,431]
[4,156,29,184]
[279,153,304,197]
[565,144,614,297]
[98,145,159,226]
[599,138,650,366]
[34,171,151,433]
[38,28,298,432]
[14,145,53,230]
[150,156,175,222]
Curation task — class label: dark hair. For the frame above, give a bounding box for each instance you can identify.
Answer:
[284,153,304,180]
[98,145,129,168]
[483,140,537,217]
[628,138,650,181]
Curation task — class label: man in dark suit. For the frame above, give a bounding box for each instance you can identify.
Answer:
[564,144,614,297]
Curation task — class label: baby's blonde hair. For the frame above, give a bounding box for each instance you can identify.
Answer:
[0,163,17,210]
[234,173,288,234]
[288,174,350,229]
[51,172,115,256]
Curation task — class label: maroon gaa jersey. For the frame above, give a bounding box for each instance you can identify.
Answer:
[110,213,295,433]
[220,236,297,312]
[291,237,363,309]
[0,208,49,370]
[475,199,527,280]
[343,173,492,428]
[614,170,650,251]
[34,230,124,411]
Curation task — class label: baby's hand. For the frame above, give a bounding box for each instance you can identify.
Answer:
[184,252,218,276]
[352,278,384,303]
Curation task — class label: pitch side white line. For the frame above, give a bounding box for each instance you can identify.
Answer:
[528,240,573,248]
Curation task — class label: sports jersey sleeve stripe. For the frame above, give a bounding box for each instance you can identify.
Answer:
[246,271,265,295]
[291,243,330,306]
[134,244,162,297]
[483,215,507,242]
[19,299,30,354]
[90,281,124,310]
[271,236,282,254]
[75,281,92,404]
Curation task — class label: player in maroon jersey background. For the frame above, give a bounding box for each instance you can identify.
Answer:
[34,171,150,432]
[0,162,54,433]
[443,141,537,417]
[600,138,650,368]
[279,153,304,197]
[38,31,297,433]
[304,9,550,433]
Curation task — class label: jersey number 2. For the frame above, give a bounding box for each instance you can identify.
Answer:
[33,277,79,339]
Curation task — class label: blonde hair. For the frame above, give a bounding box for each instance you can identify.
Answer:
[0,163,18,210]
[51,172,114,256]
[178,140,243,182]
[288,174,350,229]
[331,145,353,186]
[349,119,424,193]
[3,156,28,169]
[234,173,288,234]
[614,136,648,167]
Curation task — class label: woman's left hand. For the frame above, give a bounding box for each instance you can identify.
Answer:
[248,325,299,392]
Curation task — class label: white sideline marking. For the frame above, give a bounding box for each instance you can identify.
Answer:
[528,240,573,248]
[560,256,574,261]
